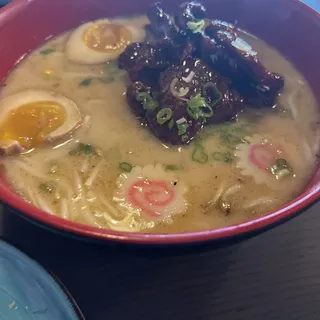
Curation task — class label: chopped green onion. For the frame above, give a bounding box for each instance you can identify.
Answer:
[39,182,55,193]
[212,152,233,163]
[39,48,55,55]
[165,164,180,171]
[270,158,293,179]
[69,143,95,156]
[187,95,202,111]
[187,106,200,120]
[119,162,133,173]
[168,118,175,130]
[212,85,222,104]
[187,20,206,34]
[187,93,214,120]
[200,105,213,118]
[203,82,223,107]
[275,168,292,178]
[224,152,233,163]
[177,122,188,136]
[192,144,208,164]
[275,158,288,167]
[136,92,158,111]
[83,144,94,154]
[79,78,93,87]
[188,93,207,109]
[156,108,173,125]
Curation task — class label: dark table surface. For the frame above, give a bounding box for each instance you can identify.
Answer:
[1,0,320,319]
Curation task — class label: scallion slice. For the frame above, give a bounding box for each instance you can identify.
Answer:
[168,118,175,130]
[192,144,208,164]
[275,168,292,178]
[224,152,233,163]
[165,164,180,171]
[119,162,133,173]
[69,143,95,156]
[188,93,207,110]
[177,122,188,136]
[203,82,223,107]
[136,92,158,111]
[177,124,188,136]
[156,108,173,125]
[212,151,233,163]
[187,93,214,120]
[270,158,293,179]
[175,118,188,136]
[200,105,214,118]
[187,106,200,120]
[79,78,93,87]
[39,48,55,55]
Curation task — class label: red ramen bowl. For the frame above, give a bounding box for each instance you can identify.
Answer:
[0,0,319,246]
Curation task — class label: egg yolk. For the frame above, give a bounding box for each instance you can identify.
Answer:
[83,23,132,52]
[0,101,66,149]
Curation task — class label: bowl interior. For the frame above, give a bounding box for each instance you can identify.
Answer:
[0,0,319,244]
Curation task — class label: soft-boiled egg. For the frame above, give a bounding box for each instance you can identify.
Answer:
[0,90,82,155]
[66,19,146,64]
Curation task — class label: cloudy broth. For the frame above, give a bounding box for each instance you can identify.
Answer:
[0,16,319,233]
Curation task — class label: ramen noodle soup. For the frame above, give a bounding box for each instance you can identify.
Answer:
[0,3,319,233]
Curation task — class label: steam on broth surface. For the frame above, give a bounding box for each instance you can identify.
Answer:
[0,11,319,233]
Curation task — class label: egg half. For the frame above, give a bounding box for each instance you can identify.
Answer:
[0,90,82,155]
[66,18,146,64]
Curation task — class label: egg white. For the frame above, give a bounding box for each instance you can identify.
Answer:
[66,18,146,64]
